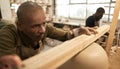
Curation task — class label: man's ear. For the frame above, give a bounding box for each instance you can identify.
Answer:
[16,22,23,31]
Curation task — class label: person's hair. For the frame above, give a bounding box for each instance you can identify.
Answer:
[17,1,43,23]
[96,7,105,14]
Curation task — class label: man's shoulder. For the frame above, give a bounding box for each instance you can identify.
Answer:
[0,24,17,36]
[86,15,95,22]
[87,15,94,19]
[2,24,16,30]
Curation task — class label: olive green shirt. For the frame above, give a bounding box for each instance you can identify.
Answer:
[0,24,72,60]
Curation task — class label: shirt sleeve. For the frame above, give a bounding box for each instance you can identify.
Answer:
[46,24,72,41]
[85,16,95,27]
[0,24,17,57]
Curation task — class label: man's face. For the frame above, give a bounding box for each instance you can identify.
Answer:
[95,12,104,21]
[19,10,46,42]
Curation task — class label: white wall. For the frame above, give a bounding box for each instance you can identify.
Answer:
[0,0,12,20]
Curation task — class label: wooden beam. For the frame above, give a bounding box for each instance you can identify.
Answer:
[22,25,110,69]
[105,0,120,55]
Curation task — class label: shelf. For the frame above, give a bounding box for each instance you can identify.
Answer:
[104,6,115,8]
[37,3,52,7]
[104,14,113,16]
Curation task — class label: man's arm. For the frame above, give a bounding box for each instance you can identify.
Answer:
[46,24,97,41]
[0,24,17,57]
[46,24,72,41]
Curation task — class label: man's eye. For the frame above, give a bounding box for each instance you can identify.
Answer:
[32,25,39,28]
[43,22,46,26]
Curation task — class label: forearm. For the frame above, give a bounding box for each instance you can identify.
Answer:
[46,24,74,41]
[0,27,16,57]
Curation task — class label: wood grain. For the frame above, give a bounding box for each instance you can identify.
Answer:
[22,25,110,69]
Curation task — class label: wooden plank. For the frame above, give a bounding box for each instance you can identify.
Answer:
[22,25,110,69]
[58,43,108,69]
[105,0,120,55]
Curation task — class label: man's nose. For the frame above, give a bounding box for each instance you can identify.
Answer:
[40,25,45,33]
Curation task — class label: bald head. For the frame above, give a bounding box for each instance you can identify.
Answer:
[17,1,44,23]
[16,1,46,42]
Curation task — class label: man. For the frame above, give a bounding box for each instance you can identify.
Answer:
[0,1,97,68]
[85,7,108,46]
[85,7,105,28]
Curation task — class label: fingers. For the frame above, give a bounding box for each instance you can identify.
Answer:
[79,27,98,35]
[86,30,92,35]
[73,27,98,36]
[88,27,98,34]
[93,26,98,29]
[79,27,91,35]
[0,55,22,69]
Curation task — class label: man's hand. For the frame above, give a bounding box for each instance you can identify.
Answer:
[72,27,98,36]
[0,55,22,69]
[92,26,98,29]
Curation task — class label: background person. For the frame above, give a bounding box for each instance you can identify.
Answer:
[85,7,105,28]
